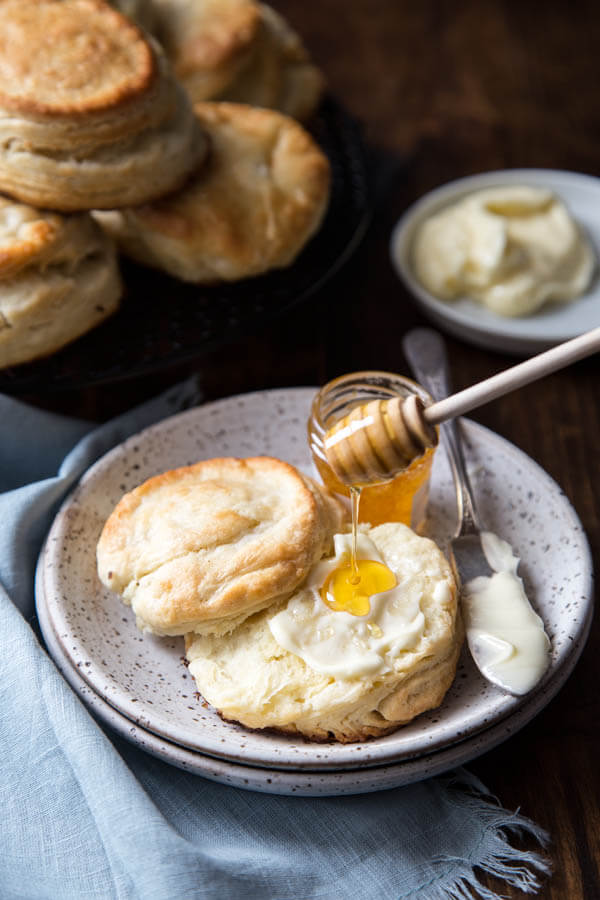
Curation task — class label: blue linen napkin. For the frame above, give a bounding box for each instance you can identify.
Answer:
[0,380,551,900]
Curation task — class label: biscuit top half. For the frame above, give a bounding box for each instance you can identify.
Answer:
[0,0,155,116]
[97,456,348,636]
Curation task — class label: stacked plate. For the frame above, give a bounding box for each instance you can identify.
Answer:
[36,388,593,796]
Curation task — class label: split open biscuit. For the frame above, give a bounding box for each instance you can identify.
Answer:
[0,196,122,368]
[97,456,348,636]
[95,101,331,282]
[0,0,208,211]
[185,523,462,743]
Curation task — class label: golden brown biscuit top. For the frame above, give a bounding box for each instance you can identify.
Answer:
[123,102,330,281]
[97,455,348,635]
[0,0,155,116]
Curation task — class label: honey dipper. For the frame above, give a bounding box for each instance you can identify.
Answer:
[324,325,600,486]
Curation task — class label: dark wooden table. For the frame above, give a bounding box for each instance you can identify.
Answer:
[18,2,600,897]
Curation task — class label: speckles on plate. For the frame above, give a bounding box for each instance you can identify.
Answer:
[37,388,593,780]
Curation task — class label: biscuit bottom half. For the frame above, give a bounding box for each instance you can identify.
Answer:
[185,523,463,743]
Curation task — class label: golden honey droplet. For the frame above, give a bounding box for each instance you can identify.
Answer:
[320,559,397,616]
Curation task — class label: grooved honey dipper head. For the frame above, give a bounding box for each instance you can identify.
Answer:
[323,394,438,486]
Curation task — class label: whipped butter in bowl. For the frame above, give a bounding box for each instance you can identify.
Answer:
[390,169,600,354]
[411,185,595,317]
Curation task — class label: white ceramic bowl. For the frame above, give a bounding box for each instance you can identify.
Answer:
[390,169,600,355]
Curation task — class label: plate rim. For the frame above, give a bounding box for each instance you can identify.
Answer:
[35,552,594,796]
[38,386,594,771]
[390,167,600,354]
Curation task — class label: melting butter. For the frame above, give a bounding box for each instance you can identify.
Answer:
[411,185,595,316]
[462,532,550,695]
[268,533,428,678]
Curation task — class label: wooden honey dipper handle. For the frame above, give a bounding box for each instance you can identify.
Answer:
[424,325,600,426]
[324,326,600,486]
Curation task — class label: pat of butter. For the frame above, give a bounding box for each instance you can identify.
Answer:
[268,533,427,679]
[462,532,550,695]
[411,186,595,316]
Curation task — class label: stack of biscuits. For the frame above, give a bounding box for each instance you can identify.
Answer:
[0,0,330,368]
[97,455,463,744]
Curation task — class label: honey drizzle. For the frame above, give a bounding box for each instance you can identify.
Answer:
[320,474,398,617]
[350,486,361,585]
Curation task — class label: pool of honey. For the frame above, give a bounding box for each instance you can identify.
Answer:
[320,557,397,615]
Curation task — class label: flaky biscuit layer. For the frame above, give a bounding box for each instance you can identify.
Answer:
[95,101,330,281]
[0,199,122,368]
[97,456,348,636]
[0,1,208,210]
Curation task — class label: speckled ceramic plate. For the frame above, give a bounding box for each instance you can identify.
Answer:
[38,388,593,772]
[390,169,600,355]
[36,560,591,796]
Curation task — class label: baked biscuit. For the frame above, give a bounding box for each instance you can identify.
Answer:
[97,456,348,636]
[185,523,462,743]
[0,0,208,210]
[0,197,122,368]
[94,101,331,282]
[153,0,261,100]
[217,4,325,122]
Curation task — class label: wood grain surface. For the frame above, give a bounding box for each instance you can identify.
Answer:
[20,1,599,897]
